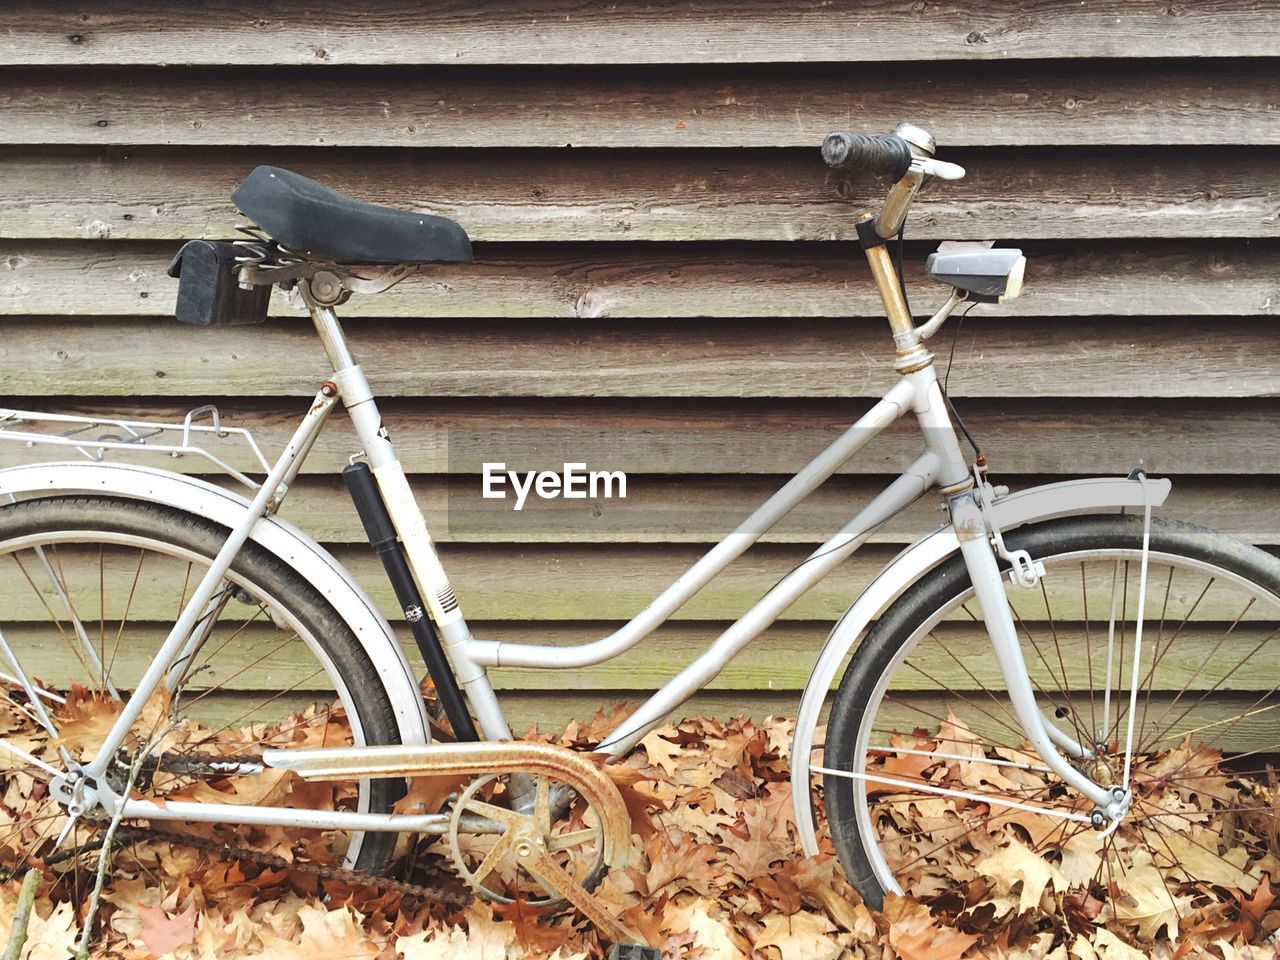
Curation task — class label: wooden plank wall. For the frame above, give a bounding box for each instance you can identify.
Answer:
[1,2,1277,730]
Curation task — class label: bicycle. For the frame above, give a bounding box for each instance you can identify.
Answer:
[0,122,1276,944]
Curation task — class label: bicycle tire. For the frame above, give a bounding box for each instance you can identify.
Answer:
[0,495,407,874]
[823,514,1280,917]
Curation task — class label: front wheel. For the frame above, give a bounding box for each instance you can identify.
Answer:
[823,515,1280,934]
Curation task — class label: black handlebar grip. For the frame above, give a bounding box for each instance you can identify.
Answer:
[821,131,914,181]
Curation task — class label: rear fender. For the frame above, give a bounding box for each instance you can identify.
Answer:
[791,475,1170,855]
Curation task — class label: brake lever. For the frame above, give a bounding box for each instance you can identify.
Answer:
[914,157,966,181]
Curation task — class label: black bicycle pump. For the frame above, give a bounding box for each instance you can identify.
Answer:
[342,461,479,741]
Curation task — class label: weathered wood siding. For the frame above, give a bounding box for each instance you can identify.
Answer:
[1,2,1277,730]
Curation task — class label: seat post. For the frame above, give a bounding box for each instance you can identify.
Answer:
[307,299,358,373]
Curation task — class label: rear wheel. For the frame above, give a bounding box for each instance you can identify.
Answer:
[823,515,1280,936]
[0,495,408,876]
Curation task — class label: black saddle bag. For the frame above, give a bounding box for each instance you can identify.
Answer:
[167,240,271,326]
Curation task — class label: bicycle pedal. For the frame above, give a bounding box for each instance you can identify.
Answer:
[607,944,662,960]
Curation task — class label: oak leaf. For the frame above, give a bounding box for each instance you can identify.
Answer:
[644,831,720,894]
[1070,928,1149,960]
[295,903,386,956]
[493,898,579,956]
[394,773,469,816]
[882,894,980,960]
[976,838,1067,914]
[754,910,844,960]
[638,730,684,778]
[722,797,791,880]
[686,902,748,960]
[136,901,199,956]
[1109,861,1190,943]
[1154,829,1255,891]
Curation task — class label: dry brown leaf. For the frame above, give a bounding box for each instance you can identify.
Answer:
[686,901,749,960]
[644,830,720,894]
[0,706,1270,959]
[883,893,980,960]
[638,729,685,778]
[722,797,791,880]
[1110,861,1190,943]
[754,910,844,960]
[1071,928,1150,960]
[976,838,1067,914]
[136,900,199,956]
[1154,830,1255,891]
[18,900,80,960]
[492,898,579,956]
[394,774,470,816]
[295,902,386,956]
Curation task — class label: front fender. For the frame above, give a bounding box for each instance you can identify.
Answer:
[0,461,430,746]
[790,475,1170,855]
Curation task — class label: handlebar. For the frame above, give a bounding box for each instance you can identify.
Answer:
[822,124,965,240]
[821,131,914,181]
[822,124,974,348]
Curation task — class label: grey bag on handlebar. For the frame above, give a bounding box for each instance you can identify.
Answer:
[167,240,271,327]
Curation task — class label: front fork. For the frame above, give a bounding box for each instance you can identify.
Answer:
[947,484,1131,825]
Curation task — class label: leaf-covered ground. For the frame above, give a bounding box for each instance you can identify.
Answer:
[2,702,1278,959]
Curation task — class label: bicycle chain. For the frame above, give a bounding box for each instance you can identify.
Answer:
[86,751,474,907]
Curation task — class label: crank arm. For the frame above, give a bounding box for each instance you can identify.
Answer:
[514,827,648,949]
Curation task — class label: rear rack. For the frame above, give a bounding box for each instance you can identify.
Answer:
[0,405,272,491]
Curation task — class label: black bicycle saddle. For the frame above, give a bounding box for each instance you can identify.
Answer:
[231,166,473,265]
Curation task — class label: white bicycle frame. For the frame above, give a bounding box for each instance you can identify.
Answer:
[2,137,1157,841]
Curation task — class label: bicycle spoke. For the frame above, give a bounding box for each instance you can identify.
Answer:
[106,548,148,683]
[0,502,407,882]
[193,667,327,741]
[1081,563,1098,745]
[41,543,115,698]
[1011,604,1088,749]
[1138,616,1273,755]
[1130,819,1188,925]
[169,587,252,689]
[836,527,1280,924]
[892,670,1029,746]
[1132,795,1274,865]
[179,630,305,712]
[1037,578,1090,750]
[866,743,1051,773]
[11,552,75,647]
[928,630,1025,734]
[1147,700,1280,751]
[1136,567,1176,750]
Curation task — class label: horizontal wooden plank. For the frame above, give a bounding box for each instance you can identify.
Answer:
[3,543,1271,623]
[3,241,1276,319]
[7,146,1278,242]
[255,475,1280,546]
[5,63,1277,147]
[5,2,1277,65]
[3,398,1276,476]
[461,691,1280,750]
[12,621,1272,693]
[0,543,914,622]
[5,315,1277,400]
